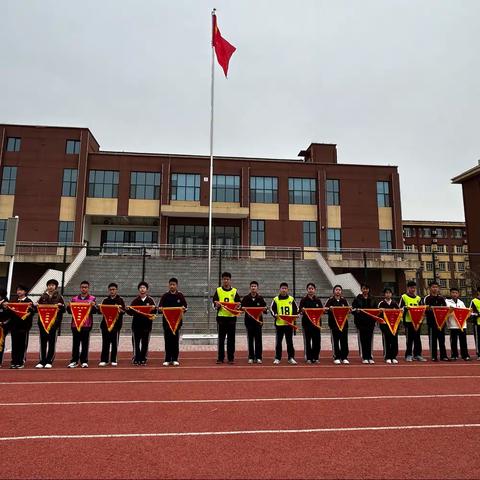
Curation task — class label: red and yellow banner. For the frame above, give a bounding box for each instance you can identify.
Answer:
[452,308,471,329]
[243,307,265,324]
[99,304,121,332]
[408,306,427,331]
[129,305,156,320]
[37,304,59,333]
[70,302,92,332]
[161,307,184,334]
[303,308,325,329]
[431,306,451,331]
[277,315,298,330]
[0,324,4,351]
[383,309,403,336]
[7,302,32,320]
[330,307,351,332]
[358,308,383,322]
[219,302,242,316]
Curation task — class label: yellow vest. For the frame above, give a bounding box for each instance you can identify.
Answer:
[274,295,295,326]
[217,287,238,317]
[401,293,421,323]
[472,298,480,325]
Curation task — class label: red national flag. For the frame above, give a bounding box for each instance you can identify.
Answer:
[212,12,236,77]
[359,308,383,322]
[37,304,59,333]
[383,309,403,336]
[219,302,242,316]
[431,306,451,331]
[99,304,121,332]
[303,308,325,329]
[408,306,427,331]
[161,307,184,335]
[7,302,32,320]
[277,315,298,330]
[452,308,471,329]
[330,307,351,332]
[70,302,92,332]
[243,307,265,324]
[129,305,156,320]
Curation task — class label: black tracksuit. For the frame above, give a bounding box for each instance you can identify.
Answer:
[0,296,11,366]
[299,295,323,362]
[100,295,126,364]
[424,294,448,360]
[241,293,267,361]
[10,296,34,367]
[37,291,65,366]
[378,299,399,361]
[325,296,350,361]
[129,296,156,364]
[352,294,377,361]
[159,290,188,363]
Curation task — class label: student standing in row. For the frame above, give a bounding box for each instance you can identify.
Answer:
[352,284,376,364]
[325,285,350,365]
[0,288,10,368]
[446,287,470,361]
[299,283,322,364]
[424,281,449,361]
[378,287,400,364]
[470,287,480,360]
[9,285,34,369]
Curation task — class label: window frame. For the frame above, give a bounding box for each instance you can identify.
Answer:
[288,177,316,205]
[88,170,119,198]
[170,173,201,201]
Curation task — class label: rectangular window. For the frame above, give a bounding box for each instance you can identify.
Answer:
[455,245,464,253]
[0,219,6,243]
[436,245,446,253]
[439,279,447,288]
[103,230,158,244]
[457,262,465,272]
[435,228,446,238]
[213,175,240,202]
[422,228,431,238]
[327,228,341,252]
[62,168,78,197]
[403,227,413,238]
[250,176,278,203]
[66,140,81,154]
[1,166,17,195]
[453,228,463,238]
[171,173,200,201]
[303,221,317,247]
[88,170,119,198]
[459,278,466,288]
[130,172,161,200]
[425,261,433,271]
[379,230,393,250]
[58,221,74,244]
[376,181,391,207]
[438,261,446,272]
[288,178,316,205]
[6,137,21,152]
[326,179,340,206]
[250,220,265,246]
[424,245,432,253]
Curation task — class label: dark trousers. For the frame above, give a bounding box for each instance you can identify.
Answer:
[380,324,398,360]
[132,326,151,363]
[473,324,480,358]
[357,326,374,360]
[70,327,92,364]
[100,326,120,363]
[39,326,58,365]
[302,319,320,361]
[450,329,469,359]
[330,325,349,360]
[217,317,236,362]
[163,319,180,362]
[245,318,263,360]
[428,324,447,359]
[0,325,10,365]
[275,325,295,360]
[405,322,423,357]
[11,328,29,366]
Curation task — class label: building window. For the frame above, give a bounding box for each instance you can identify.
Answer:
[130,172,161,200]
[435,245,446,253]
[438,262,446,272]
[58,221,74,244]
[327,228,341,252]
[439,279,447,288]
[303,221,317,247]
[376,181,391,207]
[423,245,432,253]
[1,166,17,195]
[6,137,21,152]
[459,278,466,288]
[453,228,463,239]
[288,178,316,205]
[62,168,78,197]
[421,228,431,238]
[213,175,240,202]
[326,179,340,206]
[250,176,278,203]
[66,140,81,155]
[168,225,240,246]
[88,170,119,198]
[250,220,265,246]
[425,261,433,271]
[435,228,446,238]
[455,245,464,253]
[403,227,413,238]
[457,262,465,272]
[102,230,158,245]
[379,230,393,250]
[0,219,6,243]
[171,173,200,201]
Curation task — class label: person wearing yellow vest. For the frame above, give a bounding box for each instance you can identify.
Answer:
[213,272,241,364]
[270,282,299,365]
[470,287,480,360]
[399,280,426,362]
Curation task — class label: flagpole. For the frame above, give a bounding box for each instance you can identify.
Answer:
[207,8,216,332]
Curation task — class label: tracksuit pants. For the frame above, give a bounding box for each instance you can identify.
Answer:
[11,328,30,366]
[39,326,59,366]
[473,324,480,358]
[357,326,375,361]
[450,328,469,359]
[217,317,236,362]
[330,324,349,361]
[100,326,120,363]
[302,319,320,362]
[70,327,92,364]
[275,325,295,360]
[245,318,263,361]
[428,324,447,359]
[405,322,423,358]
[380,324,398,360]
[132,325,151,363]
[163,319,180,363]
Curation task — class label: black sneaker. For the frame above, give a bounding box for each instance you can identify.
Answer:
[216,359,224,364]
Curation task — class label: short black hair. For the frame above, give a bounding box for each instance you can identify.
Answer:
[333,284,343,292]
[407,281,416,288]
[450,287,459,292]
[221,272,232,279]
[429,281,439,287]
[250,280,258,286]
[383,287,393,294]
[169,278,178,284]
[280,282,289,288]
[108,283,118,289]
[80,280,90,287]
[306,283,316,289]
[46,279,59,288]
[361,284,370,289]
[138,281,149,290]
[16,284,28,292]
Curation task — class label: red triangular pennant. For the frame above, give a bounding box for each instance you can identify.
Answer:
[277,314,298,330]
[37,305,59,333]
[129,305,156,320]
[303,308,325,329]
[161,307,184,335]
[70,302,92,332]
[431,306,451,331]
[243,307,265,324]
[359,308,383,322]
[0,324,5,351]
[7,302,32,320]
[383,309,403,336]
[219,302,242,316]
[99,304,121,332]
[452,308,471,329]
[408,306,426,331]
[330,307,351,332]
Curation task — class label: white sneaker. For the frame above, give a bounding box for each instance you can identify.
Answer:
[386,359,392,364]
[392,359,399,364]
[111,362,118,367]
[162,361,170,366]
[288,358,297,365]
[333,359,341,364]
[172,361,180,366]
[362,359,369,364]
[248,359,254,364]
[306,360,312,364]
[35,363,44,369]
[256,359,262,364]
[369,359,375,364]
[81,363,88,368]
[67,362,77,368]
[406,355,413,362]
[98,362,107,367]
[44,363,52,369]
[342,359,350,365]
[273,359,281,365]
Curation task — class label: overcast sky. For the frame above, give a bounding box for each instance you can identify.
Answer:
[2,0,479,221]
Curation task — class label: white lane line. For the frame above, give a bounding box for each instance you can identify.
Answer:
[1,393,480,407]
[1,375,479,386]
[2,423,480,442]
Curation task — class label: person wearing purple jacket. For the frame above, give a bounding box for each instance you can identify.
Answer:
[67,281,96,368]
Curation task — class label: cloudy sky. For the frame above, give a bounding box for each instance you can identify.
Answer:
[2,0,479,221]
